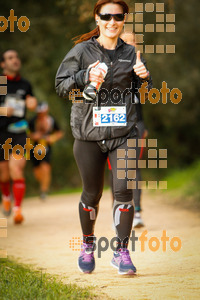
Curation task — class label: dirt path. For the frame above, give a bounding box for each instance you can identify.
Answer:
[1,190,200,299]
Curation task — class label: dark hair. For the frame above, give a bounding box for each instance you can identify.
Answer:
[0,49,18,63]
[73,0,129,45]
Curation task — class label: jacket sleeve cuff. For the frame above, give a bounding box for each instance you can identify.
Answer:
[75,65,94,89]
[75,70,87,88]
[140,71,150,82]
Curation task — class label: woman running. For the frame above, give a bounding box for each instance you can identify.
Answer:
[55,0,152,275]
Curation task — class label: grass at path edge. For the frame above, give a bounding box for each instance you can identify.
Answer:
[0,258,98,300]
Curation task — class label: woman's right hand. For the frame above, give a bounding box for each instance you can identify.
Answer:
[89,60,105,84]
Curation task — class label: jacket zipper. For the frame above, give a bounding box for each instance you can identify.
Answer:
[96,41,124,139]
[108,60,113,139]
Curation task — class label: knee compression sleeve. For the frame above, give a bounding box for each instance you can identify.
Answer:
[79,199,99,239]
[113,199,134,249]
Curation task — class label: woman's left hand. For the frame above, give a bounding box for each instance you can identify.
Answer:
[133,51,149,79]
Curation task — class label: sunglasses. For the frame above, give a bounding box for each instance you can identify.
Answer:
[98,13,125,22]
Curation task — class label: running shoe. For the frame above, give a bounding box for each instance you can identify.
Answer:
[133,212,144,228]
[111,248,136,275]
[13,207,24,224]
[78,242,95,274]
[2,196,12,217]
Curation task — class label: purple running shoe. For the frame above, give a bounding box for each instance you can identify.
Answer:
[78,243,95,273]
[111,248,136,275]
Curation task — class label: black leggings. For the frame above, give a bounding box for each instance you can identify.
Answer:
[73,139,136,249]
[109,141,142,211]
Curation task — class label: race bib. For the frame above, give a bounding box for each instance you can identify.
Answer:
[4,94,25,118]
[93,106,127,127]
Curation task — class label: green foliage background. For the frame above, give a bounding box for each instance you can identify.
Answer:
[0,0,199,195]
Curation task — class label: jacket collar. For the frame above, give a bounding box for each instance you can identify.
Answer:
[90,35,125,51]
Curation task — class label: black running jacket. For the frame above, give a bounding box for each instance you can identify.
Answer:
[55,36,152,151]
